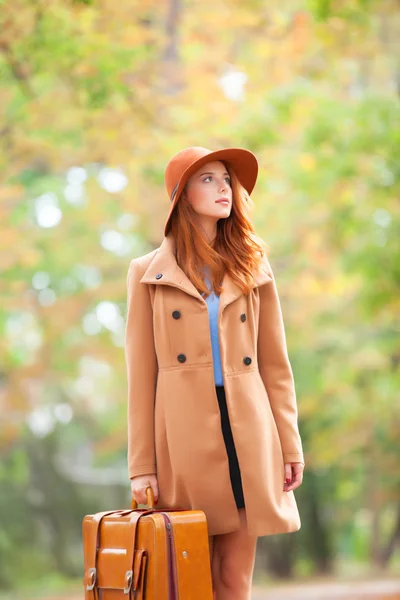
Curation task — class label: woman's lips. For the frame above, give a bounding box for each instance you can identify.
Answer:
[216,200,229,205]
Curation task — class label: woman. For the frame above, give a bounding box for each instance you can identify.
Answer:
[125,146,305,599]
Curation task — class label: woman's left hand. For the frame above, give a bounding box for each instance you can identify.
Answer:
[283,462,304,492]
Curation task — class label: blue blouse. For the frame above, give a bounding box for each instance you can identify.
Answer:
[201,266,224,386]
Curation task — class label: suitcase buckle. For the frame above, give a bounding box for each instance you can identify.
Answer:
[124,570,133,594]
[86,567,97,591]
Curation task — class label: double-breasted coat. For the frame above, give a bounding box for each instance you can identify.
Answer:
[125,231,305,537]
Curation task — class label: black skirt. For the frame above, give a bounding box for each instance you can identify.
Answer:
[215,384,245,509]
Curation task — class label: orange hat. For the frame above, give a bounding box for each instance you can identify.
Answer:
[163,146,258,237]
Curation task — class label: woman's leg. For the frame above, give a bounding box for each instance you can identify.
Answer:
[208,535,217,599]
[210,508,257,600]
[209,534,215,567]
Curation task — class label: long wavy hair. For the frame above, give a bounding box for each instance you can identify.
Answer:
[169,160,270,298]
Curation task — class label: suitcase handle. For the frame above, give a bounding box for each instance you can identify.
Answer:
[131,485,155,510]
[131,485,188,514]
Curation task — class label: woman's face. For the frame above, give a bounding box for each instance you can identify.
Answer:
[184,160,232,224]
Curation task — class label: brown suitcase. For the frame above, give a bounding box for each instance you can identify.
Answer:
[82,486,214,599]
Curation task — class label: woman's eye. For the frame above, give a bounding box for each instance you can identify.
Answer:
[203,176,231,184]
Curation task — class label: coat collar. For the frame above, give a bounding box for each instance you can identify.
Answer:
[140,232,272,310]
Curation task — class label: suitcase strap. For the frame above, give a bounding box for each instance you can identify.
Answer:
[83,508,155,598]
[83,509,128,596]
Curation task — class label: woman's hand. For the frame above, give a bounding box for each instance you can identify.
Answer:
[283,462,304,492]
[130,474,159,505]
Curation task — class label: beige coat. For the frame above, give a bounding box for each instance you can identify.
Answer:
[125,231,305,537]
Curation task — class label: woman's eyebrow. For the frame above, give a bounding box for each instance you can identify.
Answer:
[198,171,230,177]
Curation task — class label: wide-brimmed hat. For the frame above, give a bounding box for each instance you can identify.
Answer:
[163,146,258,237]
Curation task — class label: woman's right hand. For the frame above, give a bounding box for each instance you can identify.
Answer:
[130,474,159,505]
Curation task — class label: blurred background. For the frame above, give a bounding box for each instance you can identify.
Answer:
[0,0,399,598]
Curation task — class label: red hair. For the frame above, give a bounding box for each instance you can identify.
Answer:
[169,161,270,298]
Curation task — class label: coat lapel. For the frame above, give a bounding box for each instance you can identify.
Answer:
[140,232,272,309]
[139,233,201,300]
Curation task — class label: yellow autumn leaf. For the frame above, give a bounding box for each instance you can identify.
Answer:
[298,153,317,171]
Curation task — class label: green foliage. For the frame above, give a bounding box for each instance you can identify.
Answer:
[308,0,377,23]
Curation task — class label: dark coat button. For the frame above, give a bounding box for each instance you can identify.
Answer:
[243,356,252,366]
[240,313,246,322]
[177,353,186,363]
[172,310,181,319]
[155,273,163,280]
